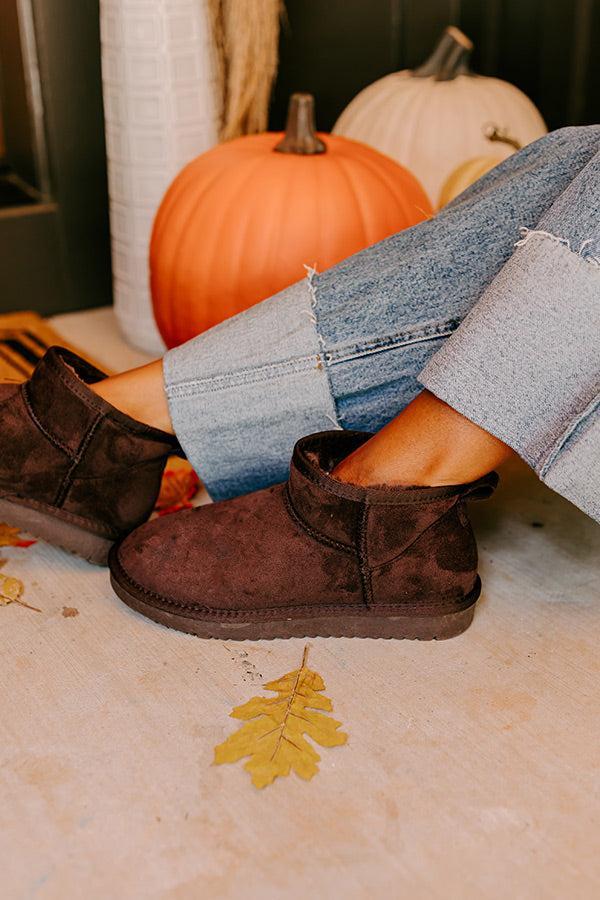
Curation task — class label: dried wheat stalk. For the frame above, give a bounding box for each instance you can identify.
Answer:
[208,0,283,140]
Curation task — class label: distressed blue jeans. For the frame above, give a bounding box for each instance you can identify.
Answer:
[164,126,600,523]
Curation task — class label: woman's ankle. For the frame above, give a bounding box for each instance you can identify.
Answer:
[90,360,175,435]
[333,390,514,487]
[333,447,461,487]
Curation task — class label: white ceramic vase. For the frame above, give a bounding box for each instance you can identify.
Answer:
[100,0,219,353]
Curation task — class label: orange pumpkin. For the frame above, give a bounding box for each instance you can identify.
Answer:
[150,94,431,348]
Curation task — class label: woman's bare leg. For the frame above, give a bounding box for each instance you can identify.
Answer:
[92,358,512,489]
[333,390,514,487]
[90,360,175,435]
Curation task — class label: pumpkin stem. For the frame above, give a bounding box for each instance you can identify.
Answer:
[484,124,522,151]
[274,93,326,155]
[413,26,473,81]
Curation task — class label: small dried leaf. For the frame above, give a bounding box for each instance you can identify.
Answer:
[62,606,79,618]
[155,458,200,516]
[0,523,36,548]
[214,646,347,789]
[0,573,23,604]
[0,572,40,612]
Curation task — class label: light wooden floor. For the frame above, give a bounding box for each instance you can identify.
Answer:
[2,309,599,899]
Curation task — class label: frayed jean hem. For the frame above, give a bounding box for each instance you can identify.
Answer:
[420,233,600,523]
[163,279,341,501]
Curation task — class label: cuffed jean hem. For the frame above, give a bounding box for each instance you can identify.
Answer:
[420,232,600,523]
[163,279,340,501]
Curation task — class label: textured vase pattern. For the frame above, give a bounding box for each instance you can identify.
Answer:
[100,0,219,353]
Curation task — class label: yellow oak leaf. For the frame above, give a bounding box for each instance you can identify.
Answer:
[0,572,40,612]
[214,646,347,789]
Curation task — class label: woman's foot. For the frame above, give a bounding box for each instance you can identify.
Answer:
[333,390,514,487]
[109,430,497,640]
[0,347,180,564]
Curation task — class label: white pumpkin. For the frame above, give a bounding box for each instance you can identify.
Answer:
[333,27,546,203]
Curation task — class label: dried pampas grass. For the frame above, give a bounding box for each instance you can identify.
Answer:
[208,0,283,140]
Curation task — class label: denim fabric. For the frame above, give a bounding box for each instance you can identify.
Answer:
[163,280,340,498]
[313,126,600,431]
[421,141,600,522]
[164,126,600,522]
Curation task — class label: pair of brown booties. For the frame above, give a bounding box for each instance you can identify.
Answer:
[0,348,497,641]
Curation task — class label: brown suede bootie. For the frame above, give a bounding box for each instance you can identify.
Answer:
[0,347,181,564]
[110,430,498,640]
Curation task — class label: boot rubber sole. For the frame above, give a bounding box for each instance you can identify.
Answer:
[0,496,113,566]
[109,546,480,641]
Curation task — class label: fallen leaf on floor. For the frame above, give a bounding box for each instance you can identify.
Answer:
[62,606,79,618]
[214,646,347,789]
[155,458,201,516]
[0,523,36,548]
[0,572,41,612]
